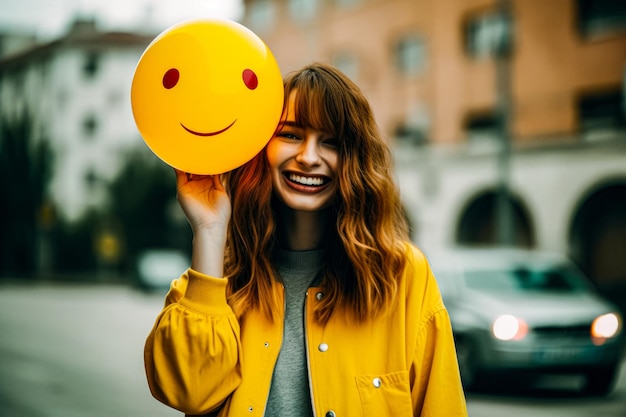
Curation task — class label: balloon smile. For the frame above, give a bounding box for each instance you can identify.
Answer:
[181,120,236,137]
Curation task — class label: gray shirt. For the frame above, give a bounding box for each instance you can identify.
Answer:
[264,249,325,417]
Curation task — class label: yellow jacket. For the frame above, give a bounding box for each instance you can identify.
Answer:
[144,244,468,416]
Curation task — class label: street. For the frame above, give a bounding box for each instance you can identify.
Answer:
[0,282,178,417]
[0,282,624,417]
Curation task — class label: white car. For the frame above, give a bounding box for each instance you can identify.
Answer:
[135,249,189,291]
[427,247,625,395]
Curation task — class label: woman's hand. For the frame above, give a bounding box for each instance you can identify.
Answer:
[175,169,231,276]
[175,169,231,234]
[175,169,231,233]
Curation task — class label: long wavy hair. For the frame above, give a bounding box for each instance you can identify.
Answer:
[223,63,410,324]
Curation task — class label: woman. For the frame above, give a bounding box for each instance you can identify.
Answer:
[144,63,467,416]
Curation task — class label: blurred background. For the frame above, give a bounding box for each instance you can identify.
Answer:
[1,0,625,416]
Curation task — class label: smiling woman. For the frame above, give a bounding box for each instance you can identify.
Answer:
[143,62,468,416]
[265,98,340,213]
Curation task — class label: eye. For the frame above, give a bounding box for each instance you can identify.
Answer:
[162,68,179,89]
[242,69,258,90]
[323,138,339,148]
[277,130,299,140]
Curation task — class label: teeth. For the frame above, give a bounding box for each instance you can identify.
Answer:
[289,173,324,186]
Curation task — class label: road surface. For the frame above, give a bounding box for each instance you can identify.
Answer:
[0,282,624,416]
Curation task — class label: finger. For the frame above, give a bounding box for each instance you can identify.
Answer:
[174,169,188,188]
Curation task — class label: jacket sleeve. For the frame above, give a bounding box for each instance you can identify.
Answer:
[144,268,243,415]
[407,247,468,417]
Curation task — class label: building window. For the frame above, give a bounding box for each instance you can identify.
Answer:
[578,90,625,139]
[395,101,430,146]
[465,11,512,59]
[332,52,359,81]
[85,169,99,188]
[394,123,427,146]
[464,112,500,143]
[394,35,426,76]
[288,0,318,22]
[82,114,98,138]
[248,0,276,34]
[83,52,100,78]
[578,0,626,37]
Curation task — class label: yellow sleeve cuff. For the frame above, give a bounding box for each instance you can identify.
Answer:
[179,268,233,316]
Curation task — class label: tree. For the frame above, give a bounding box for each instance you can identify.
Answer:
[0,112,53,278]
[106,148,191,275]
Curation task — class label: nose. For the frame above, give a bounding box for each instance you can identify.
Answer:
[295,135,322,167]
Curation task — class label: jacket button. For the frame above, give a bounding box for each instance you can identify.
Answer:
[325,411,336,417]
[318,343,329,352]
[372,377,382,388]
[316,291,324,300]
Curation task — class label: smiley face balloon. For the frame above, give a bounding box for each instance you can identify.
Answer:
[131,19,284,174]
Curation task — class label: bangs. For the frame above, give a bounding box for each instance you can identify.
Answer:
[283,67,349,139]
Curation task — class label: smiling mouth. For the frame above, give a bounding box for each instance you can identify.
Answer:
[180,120,236,136]
[287,173,329,186]
[284,172,331,192]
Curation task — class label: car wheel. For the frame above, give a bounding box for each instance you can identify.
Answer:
[455,337,480,390]
[583,366,618,396]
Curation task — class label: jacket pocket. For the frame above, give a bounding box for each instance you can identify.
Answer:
[355,370,413,416]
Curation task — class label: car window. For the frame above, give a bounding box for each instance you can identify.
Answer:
[434,270,461,298]
[463,265,590,293]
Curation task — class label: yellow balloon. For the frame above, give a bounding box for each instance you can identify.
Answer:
[131,19,284,174]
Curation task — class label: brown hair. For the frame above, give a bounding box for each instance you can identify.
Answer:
[224,63,410,323]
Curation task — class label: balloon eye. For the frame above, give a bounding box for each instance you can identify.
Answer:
[242,69,258,90]
[163,68,179,89]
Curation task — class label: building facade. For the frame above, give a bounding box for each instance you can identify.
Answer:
[0,19,154,222]
[242,0,626,294]
[0,2,624,295]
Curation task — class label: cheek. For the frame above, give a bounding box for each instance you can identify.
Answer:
[265,139,281,170]
[325,152,340,176]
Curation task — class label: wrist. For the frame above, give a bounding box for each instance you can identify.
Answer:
[191,227,227,277]
[192,222,228,241]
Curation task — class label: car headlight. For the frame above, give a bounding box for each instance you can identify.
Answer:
[492,314,528,341]
[591,313,621,344]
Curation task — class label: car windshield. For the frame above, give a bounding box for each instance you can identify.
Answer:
[463,265,591,293]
